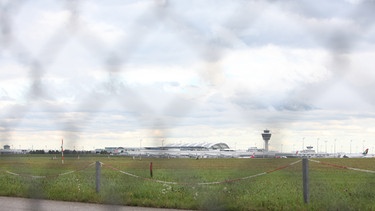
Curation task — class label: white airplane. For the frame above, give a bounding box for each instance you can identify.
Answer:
[342,148,369,158]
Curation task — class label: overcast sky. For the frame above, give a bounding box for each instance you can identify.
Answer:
[1,0,375,153]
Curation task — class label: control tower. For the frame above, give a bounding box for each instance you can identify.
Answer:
[261,129,272,152]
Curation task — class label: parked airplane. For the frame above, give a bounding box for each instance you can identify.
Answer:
[275,150,299,158]
[342,148,369,158]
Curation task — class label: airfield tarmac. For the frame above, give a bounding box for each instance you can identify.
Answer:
[0,196,191,211]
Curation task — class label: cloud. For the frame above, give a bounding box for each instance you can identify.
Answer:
[217,45,330,109]
[1,0,375,152]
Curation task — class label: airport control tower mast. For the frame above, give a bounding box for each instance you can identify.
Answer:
[262,129,272,152]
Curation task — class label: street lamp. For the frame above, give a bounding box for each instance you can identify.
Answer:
[334,139,336,155]
[302,137,305,150]
[363,140,365,151]
[325,140,327,154]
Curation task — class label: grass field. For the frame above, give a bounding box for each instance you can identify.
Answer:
[0,155,374,210]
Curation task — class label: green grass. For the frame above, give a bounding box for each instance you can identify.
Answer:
[0,155,374,210]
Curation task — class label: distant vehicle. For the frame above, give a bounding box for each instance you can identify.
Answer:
[343,148,369,158]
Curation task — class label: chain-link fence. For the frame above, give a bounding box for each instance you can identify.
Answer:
[1,0,375,152]
[1,0,375,210]
[1,0,375,153]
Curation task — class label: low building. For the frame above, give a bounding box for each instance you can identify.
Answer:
[299,146,316,157]
[161,142,230,151]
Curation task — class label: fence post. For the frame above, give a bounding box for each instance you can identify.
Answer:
[96,161,101,193]
[302,157,309,204]
[150,162,153,178]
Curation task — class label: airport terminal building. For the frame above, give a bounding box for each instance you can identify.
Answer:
[161,142,230,151]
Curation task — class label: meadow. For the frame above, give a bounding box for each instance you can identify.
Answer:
[0,154,374,210]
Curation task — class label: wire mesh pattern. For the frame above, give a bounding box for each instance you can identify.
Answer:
[1,0,375,151]
[1,0,375,210]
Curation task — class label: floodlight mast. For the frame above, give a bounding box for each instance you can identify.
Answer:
[262,129,272,153]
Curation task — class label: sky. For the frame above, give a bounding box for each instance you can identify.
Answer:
[1,0,375,153]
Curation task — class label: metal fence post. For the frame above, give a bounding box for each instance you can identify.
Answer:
[302,157,309,204]
[96,161,101,193]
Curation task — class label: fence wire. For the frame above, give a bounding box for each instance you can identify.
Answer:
[102,159,302,186]
[310,159,375,174]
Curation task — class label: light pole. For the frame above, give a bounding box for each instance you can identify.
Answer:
[334,139,336,155]
[325,140,327,154]
[363,140,365,151]
[302,137,305,151]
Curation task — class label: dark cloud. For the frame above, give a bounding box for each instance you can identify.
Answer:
[230,91,315,112]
